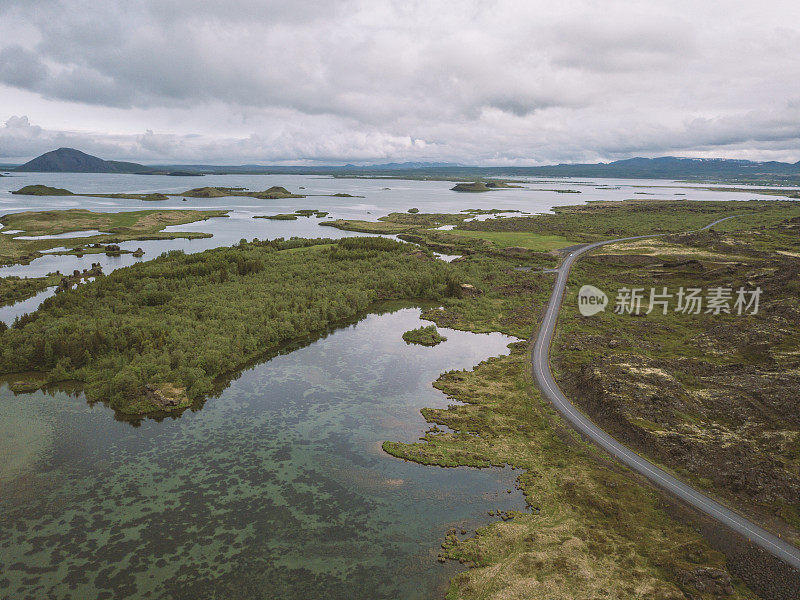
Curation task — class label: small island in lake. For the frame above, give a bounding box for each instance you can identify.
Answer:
[450,181,520,192]
[12,185,169,201]
[402,324,447,346]
[177,186,304,199]
[12,184,74,196]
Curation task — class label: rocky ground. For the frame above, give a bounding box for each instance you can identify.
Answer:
[555,216,800,549]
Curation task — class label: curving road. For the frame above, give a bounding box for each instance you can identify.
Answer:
[531,217,800,570]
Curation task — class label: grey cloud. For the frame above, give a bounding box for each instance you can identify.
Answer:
[0,114,426,163]
[1,1,800,163]
[0,45,47,88]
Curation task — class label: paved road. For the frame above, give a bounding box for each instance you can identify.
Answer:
[531,217,800,570]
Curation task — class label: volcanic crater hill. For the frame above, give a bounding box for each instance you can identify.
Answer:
[450,181,520,192]
[14,147,153,174]
[177,186,303,199]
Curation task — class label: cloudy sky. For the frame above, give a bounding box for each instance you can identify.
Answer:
[1,0,799,165]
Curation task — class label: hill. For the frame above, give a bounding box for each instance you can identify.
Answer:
[11,185,73,196]
[14,148,153,174]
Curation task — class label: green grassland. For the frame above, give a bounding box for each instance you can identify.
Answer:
[320,211,508,237]
[320,211,576,256]
[457,198,800,241]
[699,186,800,199]
[446,230,574,251]
[0,209,228,266]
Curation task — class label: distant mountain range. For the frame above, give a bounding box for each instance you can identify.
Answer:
[11,148,800,183]
[518,156,800,180]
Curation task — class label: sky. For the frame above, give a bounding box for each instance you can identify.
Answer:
[1,0,799,165]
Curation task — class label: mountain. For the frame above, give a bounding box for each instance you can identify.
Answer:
[11,150,800,183]
[343,161,464,169]
[515,156,800,180]
[159,156,800,183]
[14,148,153,174]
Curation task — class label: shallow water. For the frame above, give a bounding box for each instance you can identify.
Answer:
[0,286,57,325]
[0,307,523,599]
[11,229,112,240]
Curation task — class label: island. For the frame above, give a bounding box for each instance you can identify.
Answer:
[12,184,169,201]
[402,324,447,346]
[175,186,304,199]
[450,181,521,192]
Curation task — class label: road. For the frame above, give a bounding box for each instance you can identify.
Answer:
[531,217,800,570]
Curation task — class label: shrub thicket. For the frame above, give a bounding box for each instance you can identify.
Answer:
[0,237,458,413]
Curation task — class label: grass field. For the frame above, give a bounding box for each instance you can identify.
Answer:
[447,230,574,251]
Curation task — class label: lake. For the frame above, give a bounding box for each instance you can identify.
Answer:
[0,307,522,599]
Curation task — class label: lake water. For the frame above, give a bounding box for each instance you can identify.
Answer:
[0,172,789,280]
[0,307,522,599]
[0,173,795,598]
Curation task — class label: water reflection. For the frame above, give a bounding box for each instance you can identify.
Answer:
[0,307,524,600]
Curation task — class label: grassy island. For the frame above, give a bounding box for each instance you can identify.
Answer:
[12,184,73,196]
[320,219,413,234]
[12,185,169,201]
[176,186,304,199]
[450,181,519,192]
[402,324,447,346]
[254,213,298,220]
[254,209,328,220]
